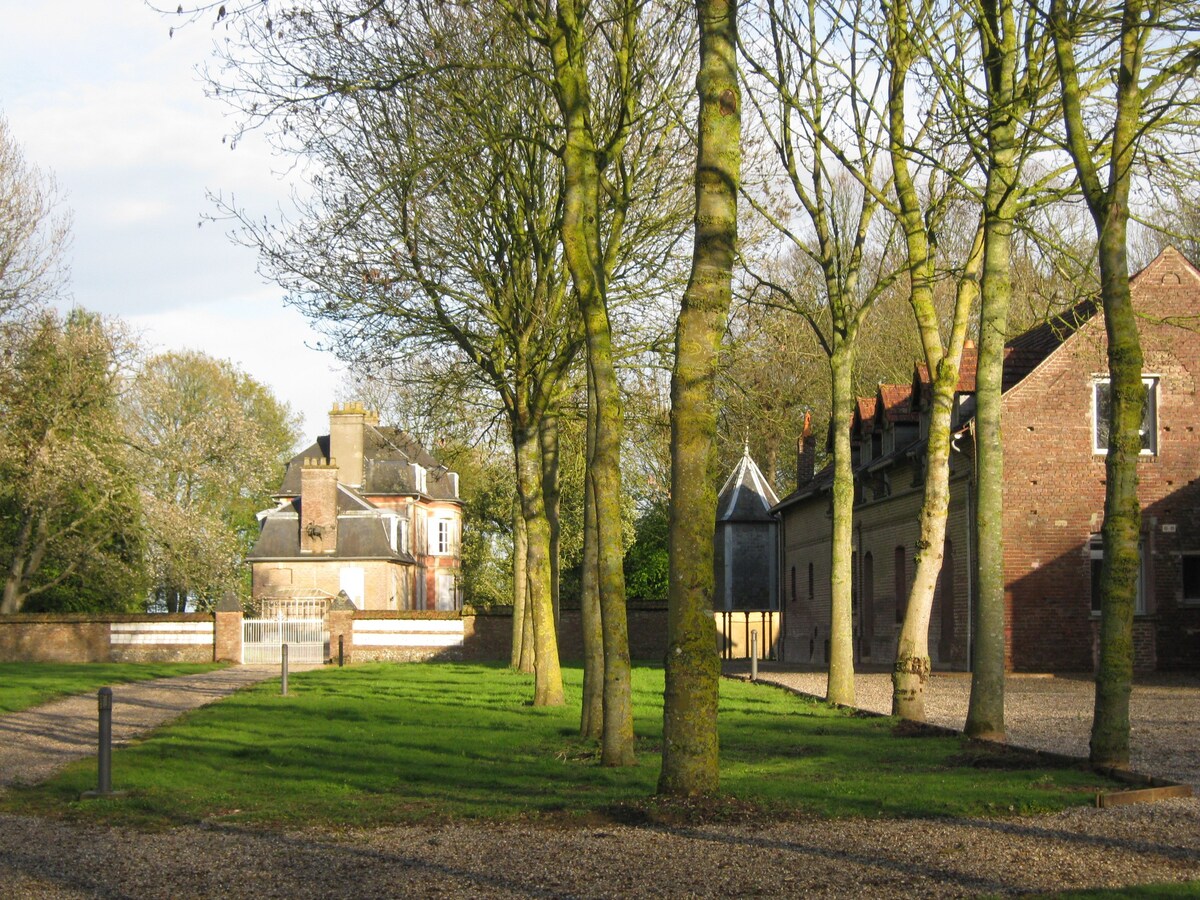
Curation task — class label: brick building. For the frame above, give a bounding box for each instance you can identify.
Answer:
[774,248,1200,672]
[247,402,463,612]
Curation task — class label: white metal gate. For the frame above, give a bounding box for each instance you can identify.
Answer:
[242,614,327,665]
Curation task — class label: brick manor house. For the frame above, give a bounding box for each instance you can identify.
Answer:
[248,402,463,611]
[773,248,1200,672]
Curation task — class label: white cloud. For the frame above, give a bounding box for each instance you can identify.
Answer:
[0,2,343,442]
[129,295,344,441]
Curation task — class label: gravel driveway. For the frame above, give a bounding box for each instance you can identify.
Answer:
[0,664,1197,898]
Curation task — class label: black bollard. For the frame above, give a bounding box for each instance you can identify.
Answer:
[338,634,344,667]
[281,643,289,696]
[81,688,123,799]
[97,687,112,793]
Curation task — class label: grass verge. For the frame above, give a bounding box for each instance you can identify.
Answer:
[0,662,228,715]
[1032,883,1200,898]
[0,662,1123,828]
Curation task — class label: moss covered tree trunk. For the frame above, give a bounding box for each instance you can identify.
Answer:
[514,421,564,706]
[540,413,562,633]
[966,0,1023,741]
[580,412,604,737]
[1091,222,1142,766]
[548,0,635,765]
[659,0,739,797]
[1052,0,1150,766]
[967,211,1011,740]
[510,497,534,672]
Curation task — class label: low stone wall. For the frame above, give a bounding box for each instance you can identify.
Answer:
[0,614,215,663]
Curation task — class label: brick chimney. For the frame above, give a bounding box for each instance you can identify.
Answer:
[797,411,816,488]
[300,457,339,554]
[329,401,372,489]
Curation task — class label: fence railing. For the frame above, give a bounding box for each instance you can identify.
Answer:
[716,610,780,660]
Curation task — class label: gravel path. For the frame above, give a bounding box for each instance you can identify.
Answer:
[0,664,1197,898]
[0,666,294,789]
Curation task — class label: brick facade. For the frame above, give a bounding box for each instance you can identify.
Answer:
[1001,250,1200,671]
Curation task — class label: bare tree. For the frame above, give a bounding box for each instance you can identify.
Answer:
[741,0,903,703]
[0,117,70,325]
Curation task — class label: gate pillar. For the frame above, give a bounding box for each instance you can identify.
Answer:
[328,590,355,665]
[214,592,243,664]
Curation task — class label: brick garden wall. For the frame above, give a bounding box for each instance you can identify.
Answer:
[0,605,765,666]
[0,614,215,663]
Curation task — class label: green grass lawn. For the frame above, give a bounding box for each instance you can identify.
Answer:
[1034,883,1200,898]
[0,662,1122,828]
[0,662,227,715]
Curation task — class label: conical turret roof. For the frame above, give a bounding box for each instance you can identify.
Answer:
[716,445,779,523]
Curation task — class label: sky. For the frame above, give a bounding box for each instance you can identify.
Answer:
[0,3,343,441]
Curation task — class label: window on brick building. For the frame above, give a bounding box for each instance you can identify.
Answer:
[433,518,457,555]
[1093,376,1158,455]
[1183,555,1200,605]
[807,562,814,601]
[862,552,875,653]
[1089,536,1146,615]
[790,565,797,603]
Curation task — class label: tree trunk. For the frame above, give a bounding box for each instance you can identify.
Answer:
[884,0,979,717]
[510,497,531,671]
[659,0,739,797]
[966,212,1010,740]
[1091,216,1142,767]
[964,218,1012,739]
[550,5,636,766]
[965,9,1019,737]
[1051,0,1147,767]
[515,422,564,706]
[580,416,604,738]
[892,374,955,720]
[540,413,562,633]
[1,510,36,614]
[827,343,856,706]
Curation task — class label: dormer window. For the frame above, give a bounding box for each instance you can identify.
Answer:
[1093,376,1157,456]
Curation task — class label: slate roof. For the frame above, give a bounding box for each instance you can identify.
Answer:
[246,488,416,563]
[716,447,780,523]
[1001,299,1098,391]
[277,426,459,501]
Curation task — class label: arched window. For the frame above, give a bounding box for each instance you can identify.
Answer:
[807,562,815,601]
[790,566,797,604]
[894,546,907,623]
